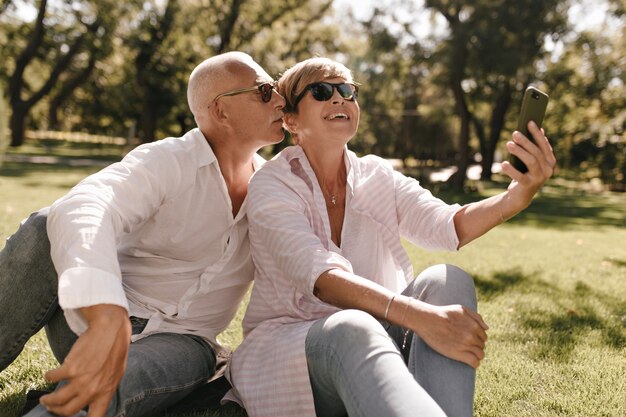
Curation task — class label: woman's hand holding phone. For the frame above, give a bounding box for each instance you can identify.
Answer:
[500,86,557,217]
[510,86,549,173]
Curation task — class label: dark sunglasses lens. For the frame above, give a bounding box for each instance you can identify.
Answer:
[310,83,334,101]
[259,84,273,103]
[337,84,356,100]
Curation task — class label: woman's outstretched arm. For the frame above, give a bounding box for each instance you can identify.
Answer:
[454,121,556,248]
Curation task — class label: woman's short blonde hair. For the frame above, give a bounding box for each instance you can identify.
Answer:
[278,57,354,113]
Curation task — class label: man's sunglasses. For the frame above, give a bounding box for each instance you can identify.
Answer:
[292,82,359,109]
[211,82,275,105]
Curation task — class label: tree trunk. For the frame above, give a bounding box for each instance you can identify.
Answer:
[431,4,472,190]
[133,0,178,143]
[9,102,27,147]
[451,80,471,189]
[139,97,159,143]
[217,0,244,53]
[176,111,189,135]
[480,81,512,180]
[448,31,471,190]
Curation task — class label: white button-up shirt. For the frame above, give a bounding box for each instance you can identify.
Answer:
[228,145,460,417]
[47,128,263,350]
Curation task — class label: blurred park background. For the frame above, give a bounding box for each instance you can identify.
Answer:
[0,1,625,416]
[0,0,624,190]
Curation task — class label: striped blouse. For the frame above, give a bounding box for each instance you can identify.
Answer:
[227,145,460,417]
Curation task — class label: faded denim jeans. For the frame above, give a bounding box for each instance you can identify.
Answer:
[306,264,478,417]
[0,209,221,417]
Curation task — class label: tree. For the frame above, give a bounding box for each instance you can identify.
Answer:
[0,0,12,16]
[128,0,180,143]
[543,5,625,190]
[119,0,339,143]
[424,0,569,187]
[6,0,120,146]
[342,2,456,169]
[48,2,121,130]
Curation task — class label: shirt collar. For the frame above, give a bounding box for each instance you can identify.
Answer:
[284,145,353,184]
[190,128,218,168]
[191,128,266,170]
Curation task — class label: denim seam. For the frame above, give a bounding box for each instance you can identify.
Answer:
[111,375,209,417]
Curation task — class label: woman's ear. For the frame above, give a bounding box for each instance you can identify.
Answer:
[283,113,297,134]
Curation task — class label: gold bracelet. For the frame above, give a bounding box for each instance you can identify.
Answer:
[384,295,396,321]
[400,297,411,329]
[400,298,412,349]
[499,197,506,224]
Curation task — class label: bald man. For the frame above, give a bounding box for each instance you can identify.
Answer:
[0,52,285,417]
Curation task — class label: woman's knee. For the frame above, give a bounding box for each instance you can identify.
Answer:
[409,264,477,309]
[307,310,391,357]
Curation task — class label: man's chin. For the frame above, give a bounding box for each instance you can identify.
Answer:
[270,130,286,144]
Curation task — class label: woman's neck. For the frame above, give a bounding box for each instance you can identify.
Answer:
[302,144,346,193]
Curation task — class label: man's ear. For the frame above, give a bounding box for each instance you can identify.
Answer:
[209,101,228,124]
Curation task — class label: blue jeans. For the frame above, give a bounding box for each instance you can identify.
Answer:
[0,210,223,417]
[305,264,477,417]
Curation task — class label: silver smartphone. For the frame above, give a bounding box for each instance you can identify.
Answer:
[511,86,549,173]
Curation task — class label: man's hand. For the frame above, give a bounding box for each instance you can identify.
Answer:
[409,302,489,369]
[40,304,131,417]
[501,121,557,212]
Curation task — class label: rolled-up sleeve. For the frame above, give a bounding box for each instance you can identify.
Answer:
[247,168,352,298]
[47,145,181,334]
[393,170,461,251]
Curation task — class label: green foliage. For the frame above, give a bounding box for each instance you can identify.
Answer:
[543,23,626,190]
[346,3,457,162]
[423,0,570,183]
[0,0,624,189]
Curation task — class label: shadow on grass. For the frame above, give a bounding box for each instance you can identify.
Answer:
[0,161,101,178]
[0,393,26,417]
[474,268,531,301]
[512,190,626,229]
[520,281,626,362]
[607,258,626,268]
[432,180,626,230]
[475,269,626,363]
[0,162,103,191]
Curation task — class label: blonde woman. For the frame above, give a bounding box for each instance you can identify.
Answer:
[228,57,555,417]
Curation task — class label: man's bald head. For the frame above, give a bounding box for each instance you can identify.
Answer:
[187,52,263,122]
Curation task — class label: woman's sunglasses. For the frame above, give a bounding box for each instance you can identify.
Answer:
[292,82,359,109]
[211,82,275,105]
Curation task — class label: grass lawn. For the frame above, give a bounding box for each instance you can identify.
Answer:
[1,154,625,416]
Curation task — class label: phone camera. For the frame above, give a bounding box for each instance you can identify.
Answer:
[531,91,540,100]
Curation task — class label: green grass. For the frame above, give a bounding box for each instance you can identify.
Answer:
[409,179,626,416]
[1,157,625,416]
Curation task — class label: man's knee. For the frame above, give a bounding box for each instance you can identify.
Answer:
[2,208,51,257]
[19,208,50,244]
